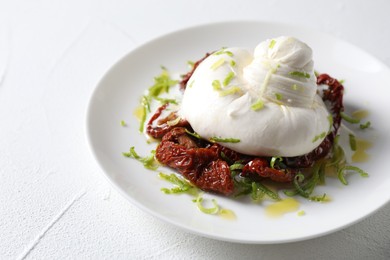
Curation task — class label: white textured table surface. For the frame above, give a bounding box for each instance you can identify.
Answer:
[1,0,389,259]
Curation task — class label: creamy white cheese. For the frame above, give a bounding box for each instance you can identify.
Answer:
[179,36,330,157]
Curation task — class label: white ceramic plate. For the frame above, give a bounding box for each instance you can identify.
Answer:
[86,21,390,244]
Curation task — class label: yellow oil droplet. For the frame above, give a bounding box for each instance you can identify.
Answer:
[265,198,300,218]
[133,106,145,121]
[351,110,369,120]
[219,209,236,220]
[352,139,373,163]
[356,139,373,150]
[352,150,370,162]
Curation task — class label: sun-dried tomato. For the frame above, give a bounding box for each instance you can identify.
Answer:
[155,127,234,195]
[150,55,345,196]
[242,158,295,182]
[285,73,344,168]
[207,143,243,163]
[146,103,189,139]
[179,53,211,90]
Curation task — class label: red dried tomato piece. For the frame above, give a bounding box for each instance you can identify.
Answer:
[195,160,234,195]
[285,73,345,168]
[242,158,295,182]
[179,53,211,90]
[155,127,234,195]
[146,104,189,139]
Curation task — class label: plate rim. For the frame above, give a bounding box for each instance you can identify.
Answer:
[85,20,390,244]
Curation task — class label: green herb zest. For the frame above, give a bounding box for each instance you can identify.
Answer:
[337,166,369,185]
[270,156,283,169]
[184,129,201,139]
[289,71,310,78]
[210,58,225,70]
[212,80,222,91]
[349,134,357,151]
[327,114,333,133]
[251,99,264,111]
[214,49,234,57]
[194,195,220,214]
[223,72,235,86]
[138,67,178,132]
[269,39,276,49]
[159,172,197,195]
[139,96,150,132]
[275,92,283,101]
[219,86,242,97]
[360,121,371,129]
[122,147,159,170]
[209,136,240,143]
[148,67,178,97]
[340,112,360,124]
[312,132,326,143]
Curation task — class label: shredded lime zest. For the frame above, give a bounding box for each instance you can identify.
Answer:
[275,92,283,101]
[309,193,330,202]
[219,86,242,97]
[292,173,311,198]
[291,84,301,91]
[194,195,220,214]
[314,70,320,77]
[155,97,178,105]
[312,132,326,143]
[223,72,235,86]
[284,138,368,199]
[209,136,240,143]
[269,39,276,49]
[270,156,283,169]
[230,60,236,67]
[138,105,147,132]
[141,95,151,112]
[212,80,222,91]
[184,129,201,139]
[259,67,277,95]
[139,95,150,132]
[166,116,181,126]
[187,60,195,68]
[284,163,325,200]
[297,210,305,216]
[122,147,159,170]
[339,79,345,84]
[210,58,225,70]
[159,172,197,195]
[229,163,244,171]
[188,80,195,88]
[327,141,346,168]
[251,99,264,111]
[289,71,310,78]
[251,182,281,201]
[340,112,360,124]
[137,67,178,132]
[214,49,234,57]
[327,114,333,133]
[232,175,281,201]
[349,134,357,151]
[120,120,126,127]
[360,121,371,129]
[148,67,178,97]
[220,151,232,164]
[337,166,369,185]
[251,182,265,202]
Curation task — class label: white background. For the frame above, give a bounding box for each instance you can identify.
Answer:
[1,0,389,259]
